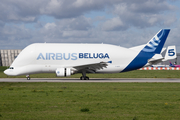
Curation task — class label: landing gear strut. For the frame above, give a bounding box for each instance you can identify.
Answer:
[80,70,89,80]
[26,75,30,80]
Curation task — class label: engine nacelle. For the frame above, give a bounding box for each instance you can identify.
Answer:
[56,68,73,77]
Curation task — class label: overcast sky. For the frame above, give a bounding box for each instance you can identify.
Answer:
[0,0,180,52]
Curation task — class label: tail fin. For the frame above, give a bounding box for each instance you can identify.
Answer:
[169,61,174,67]
[163,46,176,61]
[122,29,170,72]
[142,29,170,54]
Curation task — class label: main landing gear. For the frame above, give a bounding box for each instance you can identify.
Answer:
[80,76,89,80]
[26,75,30,80]
[80,70,89,80]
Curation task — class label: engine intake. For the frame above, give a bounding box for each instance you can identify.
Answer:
[56,68,72,77]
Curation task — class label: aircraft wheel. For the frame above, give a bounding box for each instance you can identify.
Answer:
[80,76,89,80]
[84,76,89,80]
[27,77,30,80]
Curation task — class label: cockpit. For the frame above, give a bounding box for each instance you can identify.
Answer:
[9,67,14,69]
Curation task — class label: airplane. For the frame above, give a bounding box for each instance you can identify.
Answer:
[4,29,170,80]
[162,45,176,61]
[151,45,176,67]
[169,61,180,67]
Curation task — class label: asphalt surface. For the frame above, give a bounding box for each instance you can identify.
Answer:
[0,78,180,82]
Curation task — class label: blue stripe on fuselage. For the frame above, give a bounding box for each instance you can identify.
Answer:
[122,51,154,72]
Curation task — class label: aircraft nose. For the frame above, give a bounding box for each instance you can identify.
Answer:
[4,68,18,76]
[4,69,13,76]
[4,69,9,75]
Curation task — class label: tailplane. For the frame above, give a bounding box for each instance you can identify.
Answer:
[169,61,174,67]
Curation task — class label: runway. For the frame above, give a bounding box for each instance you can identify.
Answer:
[0,78,180,82]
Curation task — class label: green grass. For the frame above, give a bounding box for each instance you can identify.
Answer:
[0,66,8,72]
[1,70,180,78]
[0,82,180,120]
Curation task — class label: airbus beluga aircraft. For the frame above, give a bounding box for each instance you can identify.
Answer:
[4,29,170,80]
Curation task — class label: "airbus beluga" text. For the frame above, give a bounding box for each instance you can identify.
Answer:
[37,53,110,60]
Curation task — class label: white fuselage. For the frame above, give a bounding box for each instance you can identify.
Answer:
[4,43,139,76]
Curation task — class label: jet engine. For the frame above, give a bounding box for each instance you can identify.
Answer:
[56,68,73,77]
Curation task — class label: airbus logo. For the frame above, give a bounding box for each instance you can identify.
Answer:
[37,53,110,60]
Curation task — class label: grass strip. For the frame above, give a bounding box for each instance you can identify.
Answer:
[0,82,180,120]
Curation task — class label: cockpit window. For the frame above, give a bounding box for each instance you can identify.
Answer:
[9,67,14,69]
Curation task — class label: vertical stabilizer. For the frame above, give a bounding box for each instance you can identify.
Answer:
[122,29,170,72]
[162,45,176,61]
[142,29,170,54]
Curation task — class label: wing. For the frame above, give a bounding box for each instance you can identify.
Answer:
[73,61,111,73]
